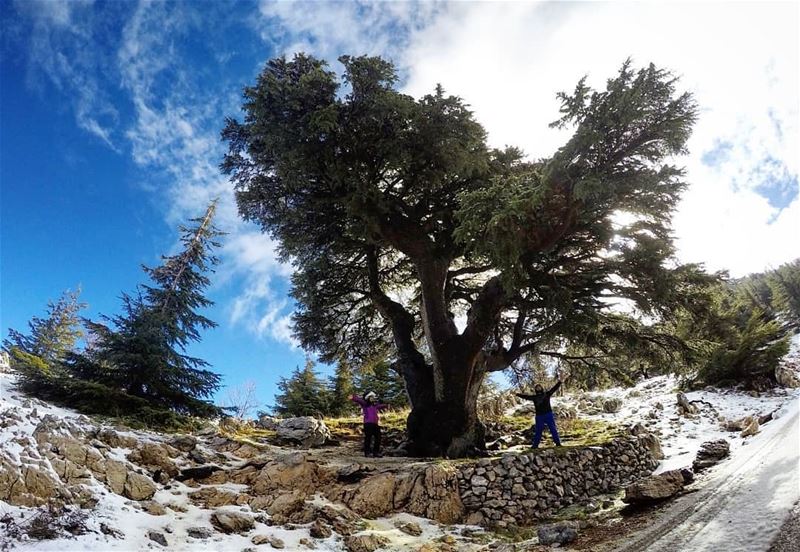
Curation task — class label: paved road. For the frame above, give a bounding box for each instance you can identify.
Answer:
[613,395,800,552]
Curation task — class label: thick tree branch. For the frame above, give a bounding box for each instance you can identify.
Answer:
[365,246,422,362]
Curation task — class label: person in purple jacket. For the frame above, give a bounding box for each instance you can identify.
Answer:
[350,391,388,457]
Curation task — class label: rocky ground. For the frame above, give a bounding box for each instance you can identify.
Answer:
[1,350,799,551]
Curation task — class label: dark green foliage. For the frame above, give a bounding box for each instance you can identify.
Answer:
[674,281,791,388]
[273,358,331,417]
[737,259,800,330]
[78,202,224,417]
[272,357,408,417]
[4,289,85,392]
[4,204,224,425]
[222,53,735,454]
[353,360,409,409]
[698,306,788,387]
[326,360,356,417]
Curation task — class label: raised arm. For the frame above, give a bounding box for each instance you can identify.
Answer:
[376,403,389,410]
[516,393,536,401]
[547,381,562,396]
[350,394,366,406]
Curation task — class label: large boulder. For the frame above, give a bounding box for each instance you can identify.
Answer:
[333,463,464,524]
[104,459,156,500]
[776,364,800,388]
[623,469,692,503]
[0,452,70,507]
[343,534,390,552]
[189,487,242,508]
[275,417,331,447]
[95,428,139,449]
[740,416,760,438]
[168,435,198,452]
[251,452,332,495]
[693,439,730,471]
[210,510,254,534]
[255,415,280,430]
[127,443,179,479]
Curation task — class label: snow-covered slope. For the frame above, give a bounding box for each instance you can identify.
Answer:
[549,373,799,473]
[0,372,457,551]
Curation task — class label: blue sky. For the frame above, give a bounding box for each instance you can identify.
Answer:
[1,1,798,411]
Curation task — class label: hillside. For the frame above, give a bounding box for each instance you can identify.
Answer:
[1,353,799,551]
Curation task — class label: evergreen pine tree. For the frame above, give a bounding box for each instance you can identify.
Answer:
[327,360,356,416]
[353,360,408,409]
[4,288,86,390]
[4,288,85,363]
[84,201,224,417]
[769,260,800,329]
[273,357,331,416]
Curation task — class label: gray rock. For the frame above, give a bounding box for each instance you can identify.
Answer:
[603,398,623,413]
[310,520,333,538]
[538,522,579,545]
[395,521,423,536]
[623,469,689,503]
[256,415,280,430]
[343,534,389,552]
[776,364,800,388]
[187,526,213,539]
[693,439,730,471]
[169,435,198,452]
[147,530,168,546]
[677,393,700,415]
[276,417,331,448]
[211,511,254,534]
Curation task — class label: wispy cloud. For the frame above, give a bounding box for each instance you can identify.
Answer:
[115,1,298,347]
[257,0,440,69]
[12,0,121,149]
[7,0,299,348]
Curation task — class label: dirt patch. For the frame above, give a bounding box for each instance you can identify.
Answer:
[769,501,800,552]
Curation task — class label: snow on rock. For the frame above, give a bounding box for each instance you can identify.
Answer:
[541,372,800,475]
[0,371,487,551]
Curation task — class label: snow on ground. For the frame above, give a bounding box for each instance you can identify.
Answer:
[613,385,800,552]
[546,367,800,475]
[3,352,799,551]
[0,371,481,551]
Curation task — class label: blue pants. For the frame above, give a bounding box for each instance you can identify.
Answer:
[533,412,561,447]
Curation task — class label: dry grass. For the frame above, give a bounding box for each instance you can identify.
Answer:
[324,409,409,440]
[217,417,276,447]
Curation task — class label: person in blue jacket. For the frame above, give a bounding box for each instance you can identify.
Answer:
[516,375,565,448]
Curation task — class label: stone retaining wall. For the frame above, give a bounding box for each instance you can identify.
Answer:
[457,435,660,527]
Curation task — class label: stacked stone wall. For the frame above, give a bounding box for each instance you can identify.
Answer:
[457,435,659,526]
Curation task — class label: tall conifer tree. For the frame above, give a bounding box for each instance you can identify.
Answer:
[86,201,224,416]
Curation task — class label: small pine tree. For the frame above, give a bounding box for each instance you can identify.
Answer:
[327,360,356,417]
[769,260,800,329]
[353,360,408,409]
[4,288,86,391]
[4,288,85,363]
[82,201,224,417]
[273,357,331,417]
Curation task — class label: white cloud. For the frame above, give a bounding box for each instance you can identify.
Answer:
[399,1,798,277]
[256,0,440,69]
[13,0,119,149]
[115,1,297,345]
